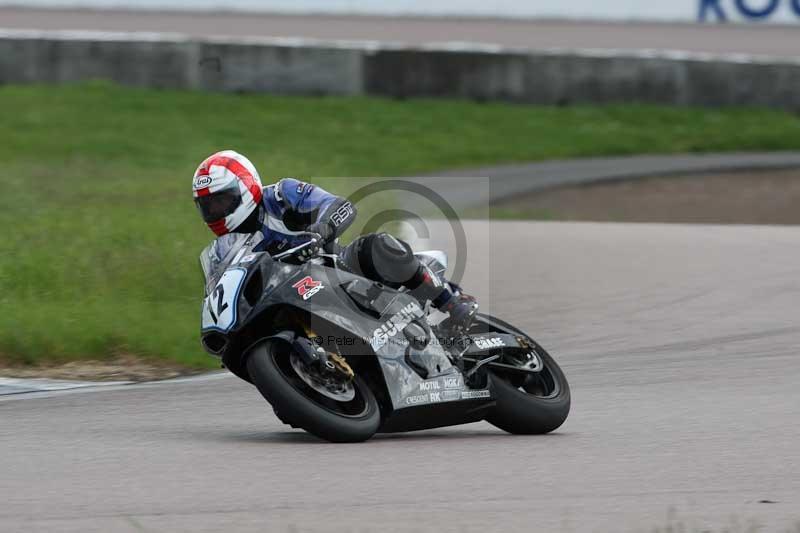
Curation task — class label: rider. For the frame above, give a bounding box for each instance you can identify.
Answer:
[192,150,479,332]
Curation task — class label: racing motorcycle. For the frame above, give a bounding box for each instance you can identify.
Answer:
[200,233,570,443]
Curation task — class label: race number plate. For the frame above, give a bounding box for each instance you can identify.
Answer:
[201,268,247,333]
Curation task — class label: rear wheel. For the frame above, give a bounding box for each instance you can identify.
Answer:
[486,342,571,435]
[246,340,381,443]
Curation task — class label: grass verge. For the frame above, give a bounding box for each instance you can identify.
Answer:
[3,81,800,369]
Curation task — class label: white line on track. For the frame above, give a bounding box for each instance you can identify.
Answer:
[0,372,232,401]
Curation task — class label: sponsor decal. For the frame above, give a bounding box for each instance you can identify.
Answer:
[474,337,506,350]
[461,390,491,400]
[331,202,355,228]
[297,182,308,194]
[419,381,441,392]
[193,175,212,189]
[406,387,477,406]
[699,0,800,22]
[443,376,463,389]
[293,276,324,301]
[441,390,461,401]
[370,303,426,351]
[405,394,429,406]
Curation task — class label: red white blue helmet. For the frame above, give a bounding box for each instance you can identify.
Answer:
[192,150,263,236]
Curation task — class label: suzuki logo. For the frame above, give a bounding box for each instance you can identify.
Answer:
[293,276,324,301]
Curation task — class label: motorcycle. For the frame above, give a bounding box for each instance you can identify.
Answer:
[199,232,570,443]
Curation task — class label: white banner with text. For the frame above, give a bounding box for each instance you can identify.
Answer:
[3,0,800,24]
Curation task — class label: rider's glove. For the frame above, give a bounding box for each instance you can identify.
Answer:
[306,222,335,244]
[296,234,323,262]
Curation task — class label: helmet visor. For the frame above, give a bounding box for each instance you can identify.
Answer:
[195,182,242,223]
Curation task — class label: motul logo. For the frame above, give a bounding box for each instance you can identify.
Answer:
[293,276,324,301]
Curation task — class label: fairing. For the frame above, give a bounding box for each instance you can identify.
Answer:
[198,236,525,432]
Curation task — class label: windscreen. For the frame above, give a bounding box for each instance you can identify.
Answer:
[199,232,265,294]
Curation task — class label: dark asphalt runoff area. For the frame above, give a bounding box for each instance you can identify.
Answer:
[426,152,800,208]
[2,221,799,532]
[2,7,800,57]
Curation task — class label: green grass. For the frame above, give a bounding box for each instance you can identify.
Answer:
[3,81,800,368]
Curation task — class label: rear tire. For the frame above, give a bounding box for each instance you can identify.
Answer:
[246,340,381,443]
[487,347,571,435]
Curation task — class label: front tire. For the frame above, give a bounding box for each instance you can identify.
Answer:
[246,340,381,443]
[487,345,571,435]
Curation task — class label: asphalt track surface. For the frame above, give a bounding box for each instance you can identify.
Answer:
[2,7,800,57]
[2,220,799,532]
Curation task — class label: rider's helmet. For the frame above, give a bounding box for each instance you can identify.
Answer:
[192,150,263,236]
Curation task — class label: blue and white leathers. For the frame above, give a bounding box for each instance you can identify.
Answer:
[211,178,354,261]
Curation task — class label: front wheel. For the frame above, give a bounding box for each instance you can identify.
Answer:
[246,340,381,443]
[486,343,571,435]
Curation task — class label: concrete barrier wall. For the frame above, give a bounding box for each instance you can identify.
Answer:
[2,30,800,110]
[364,48,800,109]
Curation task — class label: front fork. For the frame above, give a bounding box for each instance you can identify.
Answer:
[299,325,355,380]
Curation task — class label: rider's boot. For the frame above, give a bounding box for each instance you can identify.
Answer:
[409,265,479,333]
